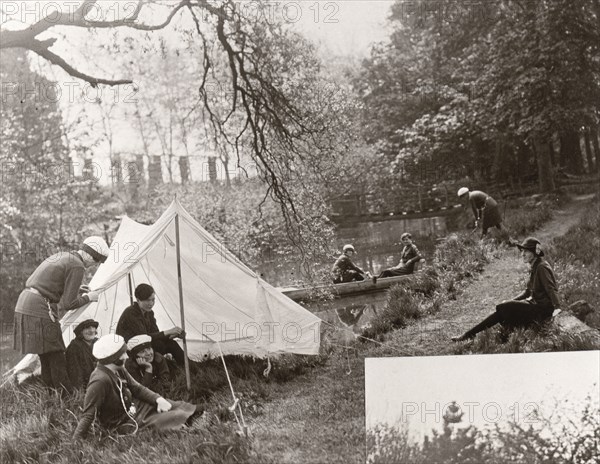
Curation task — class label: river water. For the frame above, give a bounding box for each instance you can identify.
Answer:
[256,214,451,288]
[255,213,457,340]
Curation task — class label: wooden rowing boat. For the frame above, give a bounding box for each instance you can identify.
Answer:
[280,274,412,302]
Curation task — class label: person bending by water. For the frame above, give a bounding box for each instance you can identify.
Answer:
[376,233,423,280]
[451,237,561,341]
[13,236,109,395]
[74,335,201,439]
[331,244,371,284]
[65,319,99,389]
[457,187,508,238]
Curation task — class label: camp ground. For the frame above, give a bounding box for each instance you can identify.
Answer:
[2,1,599,462]
[6,200,322,384]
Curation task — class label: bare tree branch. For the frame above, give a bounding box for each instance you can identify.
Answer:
[29,40,132,87]
[0,0,191,86]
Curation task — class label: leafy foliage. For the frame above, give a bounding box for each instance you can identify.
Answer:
[356,0,600,193]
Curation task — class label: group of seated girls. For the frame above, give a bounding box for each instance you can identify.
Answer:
[331,232,423,284]
[65,283,202,439]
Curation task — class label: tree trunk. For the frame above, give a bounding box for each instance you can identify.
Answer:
[533,133,555,192]
[559,130,584,174]
[583,127,596,173]
[127,156,144,202]
[83,157,96,185]
[591,127,600,173]
[111,153,123,188]
[179,156,191,184]
[221,155,231,187]
[207,157,218,184]
[148,155,163,190]
[135,154,145,184]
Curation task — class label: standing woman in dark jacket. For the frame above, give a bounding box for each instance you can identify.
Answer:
[13,236,109,394]
[65,319,99,389]
[451,237,561,341]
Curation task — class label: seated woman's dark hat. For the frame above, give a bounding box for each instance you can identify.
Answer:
[516,237,544,256]
[73,319,99,337]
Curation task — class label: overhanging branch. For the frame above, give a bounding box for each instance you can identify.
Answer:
[0,0,192,86]
[30,41,132,87]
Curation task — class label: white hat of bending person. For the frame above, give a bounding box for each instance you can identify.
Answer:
[457,187,469,197]
[82,236,110,263]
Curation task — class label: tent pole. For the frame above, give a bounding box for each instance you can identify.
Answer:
[127,273,134,306]
[174,213,192,390]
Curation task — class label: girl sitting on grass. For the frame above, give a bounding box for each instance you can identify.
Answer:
[74,335,201,439]
[125,334,172,395]
[451,237,561,341]
[65,319,99,389]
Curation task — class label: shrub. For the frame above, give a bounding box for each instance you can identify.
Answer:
[361,233,498,340]
[361,285,423,340]
[545,198,600,307]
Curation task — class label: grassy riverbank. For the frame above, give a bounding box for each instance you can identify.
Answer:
[1,192,597,464]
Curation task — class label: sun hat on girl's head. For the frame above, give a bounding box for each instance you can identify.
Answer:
[457,187,469,197]
[126,334,153,357]
[82,236,109,263]
[73,319,99,337]
[93,335,127,365]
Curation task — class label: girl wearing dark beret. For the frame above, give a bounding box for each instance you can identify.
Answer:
[452,237,561,341]
[66,319,99,389]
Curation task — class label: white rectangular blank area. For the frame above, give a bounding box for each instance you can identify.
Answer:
[365,351,600,442]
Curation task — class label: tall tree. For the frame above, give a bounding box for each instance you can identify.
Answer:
[357,0,600,194]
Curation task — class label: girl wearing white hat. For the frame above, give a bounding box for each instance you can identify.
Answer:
[74,335,200,439]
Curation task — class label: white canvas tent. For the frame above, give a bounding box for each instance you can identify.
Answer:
[9,200,321,378]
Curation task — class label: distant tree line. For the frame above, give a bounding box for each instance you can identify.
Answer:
[356,0,600,195]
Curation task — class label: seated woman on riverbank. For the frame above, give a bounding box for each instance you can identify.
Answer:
[451,237,561,342]
[65,319,99,389]
[74,335,201,439]
[331,244,371,284]
[125,334,172,395]
[376,233,423,280]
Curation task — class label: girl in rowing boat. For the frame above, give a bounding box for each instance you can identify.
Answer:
[375,233,423,281]
[331,244,371,283]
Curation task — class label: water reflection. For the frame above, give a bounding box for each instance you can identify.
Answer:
[302,291,389,343]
